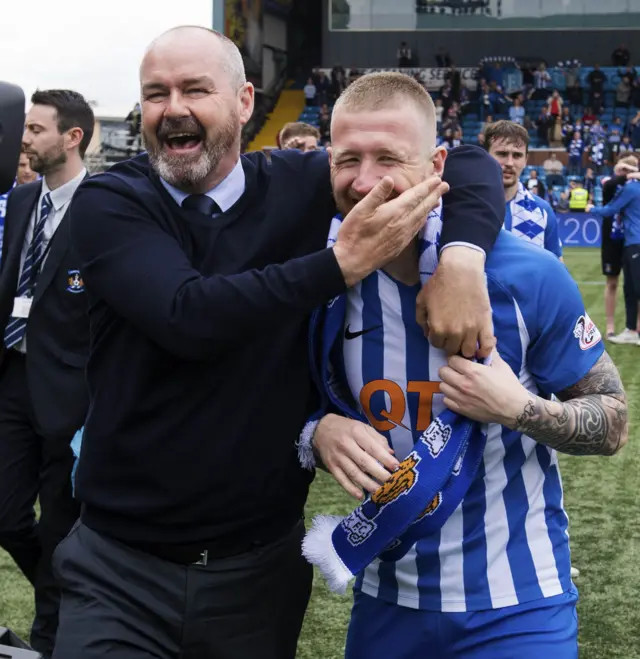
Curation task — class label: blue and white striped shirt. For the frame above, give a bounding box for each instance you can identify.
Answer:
[341,231,603,612]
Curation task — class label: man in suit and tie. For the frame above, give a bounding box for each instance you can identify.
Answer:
[0,89,94,658]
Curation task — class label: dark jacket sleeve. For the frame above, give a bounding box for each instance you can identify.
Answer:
[439,145,504,255]
[69,180,347,360]
[602,175,627,205]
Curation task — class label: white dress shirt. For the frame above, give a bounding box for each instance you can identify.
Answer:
[15,168,87,353]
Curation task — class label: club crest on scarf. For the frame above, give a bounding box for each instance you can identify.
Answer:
[341,419,452,549]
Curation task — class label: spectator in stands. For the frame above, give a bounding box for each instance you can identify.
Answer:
[316,70,331,105]
[569,179,589,210]
[397,41,412,67]
[550,116,564,148]
[588,65,607,108]
[568,131,584,174]
[555,191,570,213]
[348,67,361,85]
[434,98,444,130]
[446,65,461,102]
[303,78,317,106]
[543,152,564,175]
[331,65,347,101]
[548,89,563,117]
[619,65,637,82]
[630,110,640,148]
[633,74,640,107]
[526,169,546,198]
[445,129,463,149]
[589,138,607,174]
[532,63,551,100]
[612,115,625,132]
[609,127,623,157]
[483,120,562,257]
[440,80,453,112]
[16,150,38,185]
[588,158,640,346]
[536,105,553,147]
[458,85,470,115]
[563,60,581,89]
[612,44,631,67]
[583,167,597,198]
[318,104,331,145]
[478,80,491,119]
[590,118,606,143]
[566,80,584,115]
[593,155,640,339]
[521,64,535,99]
[615,75,632,112]
[591,90,604,115]
[277,122,320,152]
[508,97,525,125]
[619,134,635,156]
[583,106,597,127]
[561,107,574,146]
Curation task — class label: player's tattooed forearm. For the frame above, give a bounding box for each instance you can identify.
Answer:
[513,354,628,456]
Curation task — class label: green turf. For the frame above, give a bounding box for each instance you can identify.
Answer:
[1,248,638,657]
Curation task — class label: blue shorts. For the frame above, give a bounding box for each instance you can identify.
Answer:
[345,588,578,659]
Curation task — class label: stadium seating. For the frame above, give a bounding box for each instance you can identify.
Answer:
[299,66,638,204]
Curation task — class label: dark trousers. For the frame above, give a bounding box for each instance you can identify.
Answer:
[52,520,313,659]
[0,349,79,658]
[622,244,640,330]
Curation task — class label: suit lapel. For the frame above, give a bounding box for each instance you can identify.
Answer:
[3,184,40,278]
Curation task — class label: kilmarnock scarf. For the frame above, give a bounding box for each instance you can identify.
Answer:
[299,202,488,595]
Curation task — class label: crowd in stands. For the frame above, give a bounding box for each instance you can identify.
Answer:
[298,48,640,214]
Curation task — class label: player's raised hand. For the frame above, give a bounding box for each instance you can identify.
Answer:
[439,351,529,427]
[333,175,449,287]
[416,246,495,358]
[312,413,400,500]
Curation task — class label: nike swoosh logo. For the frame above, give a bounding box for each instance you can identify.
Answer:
[344,324,382,340]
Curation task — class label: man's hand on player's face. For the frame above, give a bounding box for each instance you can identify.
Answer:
[333,175,450,288]
[439,351,529,427]
[416,246,495,359]
[313,413,400,500]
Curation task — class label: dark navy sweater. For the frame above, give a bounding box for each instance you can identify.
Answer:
[70,146,503,546]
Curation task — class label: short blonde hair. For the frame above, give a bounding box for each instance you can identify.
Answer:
[333,72,436,134]
[618,154,638,168]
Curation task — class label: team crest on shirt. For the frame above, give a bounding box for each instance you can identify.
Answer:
[66,270,84,294]
[420,417,452,458]
[573,313,602,350]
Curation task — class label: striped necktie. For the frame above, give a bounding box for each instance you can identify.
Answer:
[4,193,53,349]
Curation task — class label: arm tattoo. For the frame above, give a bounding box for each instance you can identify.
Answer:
[514,353,628,456]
